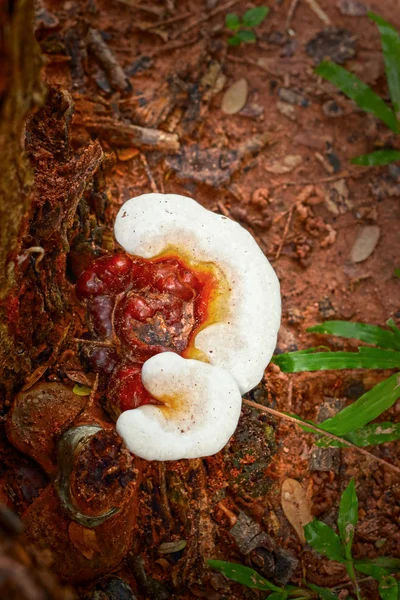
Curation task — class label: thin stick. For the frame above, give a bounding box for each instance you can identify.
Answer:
[172,0,240,40]
[243,398,400,476]
[286,0,300,29]
[274,205,294,260]
[271,171,353,189]
[304,0,332,25]
[141,11,193,30]
[149,36,199,56]
[226,54,281,79]
[74,338,113,348]
[139,153,159,193]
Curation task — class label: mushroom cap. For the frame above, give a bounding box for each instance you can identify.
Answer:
[114,193,281,393]
[116,352,242,461]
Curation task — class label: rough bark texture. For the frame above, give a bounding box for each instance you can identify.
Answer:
[0,0,45,394]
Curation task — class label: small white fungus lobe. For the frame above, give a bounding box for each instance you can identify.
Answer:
[116,353,242,461]
[114,193,281,460]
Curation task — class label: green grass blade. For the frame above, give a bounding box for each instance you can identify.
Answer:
[207,560,282,592]
[242,6,269,27]
[351,149,400,166]
[379,576,399,600]
[307,583,339,599]
[338,480,358,554]
[315,61,400,133]
[355,556,400,581]
[369,12,400,116]
[319,373,400,435]
[304,519,347,564]
[272,348,400,372]
[315,422,400,447]
[307,320,400,350]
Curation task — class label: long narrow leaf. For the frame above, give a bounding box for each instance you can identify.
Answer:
[320,373,400,435]
[307,583,339,599]
[355,556,400,581]
[315,421,400,447]
[207,560,282,592]
[307,321,400,350]
[272,348,400,372]
[315,61,400,133]
[369,12,400,116]
[352,149,400,166]
[338,480,358,554]
[304,520,347,564]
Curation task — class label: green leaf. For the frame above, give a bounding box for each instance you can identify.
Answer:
[395,268,400,278]
[307,320,400,351]
[355,556,400,581]
[236,29,257,43]
[351,149,400,166]
[72,384,91,396]
[266,592,288,600]
[315,421,400,447]
[228,34,242,46]
[226,12,241,30]
[319,373,400,435]
[304,519,347,564]
[315,61,400,133]
[307,583,339,599]
[338,480,358,555]
[242,6,269,28]
[271,347,400,372]
[207,560,282,592]
[379,575,399,600]
[369,12,400,116]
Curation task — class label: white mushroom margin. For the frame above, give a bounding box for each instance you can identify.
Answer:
[114,193,281,460]
[117,353,242,461]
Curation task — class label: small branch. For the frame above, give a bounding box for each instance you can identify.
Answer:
[243,399,400,476]
[274,205,294,261]
[139,153,159,193]
[87,28,130,92]
[304,0,332,26]
[172,0,240,40]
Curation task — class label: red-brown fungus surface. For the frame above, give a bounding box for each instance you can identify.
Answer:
[76,252,217,417]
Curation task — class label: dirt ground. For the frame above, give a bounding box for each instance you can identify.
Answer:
[2,0,400,598]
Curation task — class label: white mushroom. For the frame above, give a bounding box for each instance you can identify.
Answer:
[114,193,281,393]
[114,192,281,461]
[116,352,242,461]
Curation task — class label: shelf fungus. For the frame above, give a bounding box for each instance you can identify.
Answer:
[77,193,281,461]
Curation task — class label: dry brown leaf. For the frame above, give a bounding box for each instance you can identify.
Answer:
[350,225,380,263]
[68,522,101,560]
[221,78,248,115]
[281,478,313,544]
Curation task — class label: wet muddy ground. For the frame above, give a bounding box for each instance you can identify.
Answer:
[1,0,400,598]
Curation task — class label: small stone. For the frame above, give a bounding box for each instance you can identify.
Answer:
[350,226,380,263]
[324,179,352,215]
[318,296,336,319]
[322,99,344,117]
[221,78,248,115]
[278,88,309,107]
[277,100,297,121]
[265,154,302,174]
[336,0,368,16]
[307,28,357,65]
[294,131,333,150]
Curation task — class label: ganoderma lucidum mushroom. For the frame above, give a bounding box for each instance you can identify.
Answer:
[112,193,281,461]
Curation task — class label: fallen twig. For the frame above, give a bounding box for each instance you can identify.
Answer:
[243,398,400,476]
[286,0,300,29]
[304,0,332,26]
[172,0,240,40]
[83,117,180,153]
[139,153,159,193]
[87,28,130,92]
[274,205,294,260]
